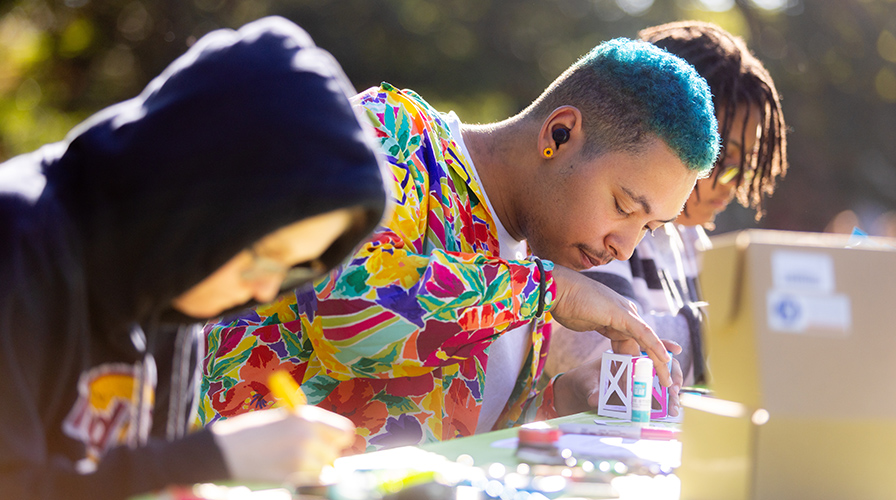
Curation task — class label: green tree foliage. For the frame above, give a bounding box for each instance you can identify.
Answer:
[1,0,895,234]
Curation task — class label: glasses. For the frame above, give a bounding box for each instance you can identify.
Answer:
[716,161,756,185]
[241,247,326,291]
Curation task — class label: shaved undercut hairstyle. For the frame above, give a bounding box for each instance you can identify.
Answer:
[523,37,720,176]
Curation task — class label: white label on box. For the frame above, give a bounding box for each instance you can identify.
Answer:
[766,290,852,334]
[771,251,835,293]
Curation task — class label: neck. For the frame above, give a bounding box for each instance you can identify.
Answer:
[461,118,534,243]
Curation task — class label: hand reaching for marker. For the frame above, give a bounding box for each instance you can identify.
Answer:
[551,339,684,418]
[548,264,673,387]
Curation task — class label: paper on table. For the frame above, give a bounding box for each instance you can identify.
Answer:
[491,434,681,469]
[335,445,456,471]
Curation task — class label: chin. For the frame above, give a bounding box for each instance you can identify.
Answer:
[688,209,716,228]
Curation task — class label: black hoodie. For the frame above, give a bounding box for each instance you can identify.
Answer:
[0,16,385,500]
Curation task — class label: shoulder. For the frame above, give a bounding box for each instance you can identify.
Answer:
[355,83,445,131]
[355,83,454,165]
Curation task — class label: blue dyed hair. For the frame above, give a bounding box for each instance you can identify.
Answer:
[526,37,720,174]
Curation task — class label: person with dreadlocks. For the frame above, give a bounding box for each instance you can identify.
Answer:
[544,20,788,389]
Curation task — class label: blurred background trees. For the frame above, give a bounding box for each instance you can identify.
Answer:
[1,0,895,236]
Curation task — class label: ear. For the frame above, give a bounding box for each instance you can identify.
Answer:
[538,106,583,160]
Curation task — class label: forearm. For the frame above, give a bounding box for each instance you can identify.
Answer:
[1,430,229,500]
[311,243,555,377]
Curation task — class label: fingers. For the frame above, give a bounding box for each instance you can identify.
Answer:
[291,408,356,483]
[670,355,683,388]
[308,424,354,452]
[287,408,356,481]
[610,339,640,356]
[633,323,672,379]
[296,405,356,449]
[654,340,680,389]
[610,309,672,387]
[211,407,357,485]
[645,347,672,387]
[661,339,682,356]
[286,430,344,486]
[624,320,672,387]
[668,356,683,417]
[667,386,680,417]
[612,335,672,387]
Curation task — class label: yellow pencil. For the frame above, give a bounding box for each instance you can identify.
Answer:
[268,370,307,409]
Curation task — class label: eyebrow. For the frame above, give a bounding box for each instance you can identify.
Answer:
[621,186,677,224]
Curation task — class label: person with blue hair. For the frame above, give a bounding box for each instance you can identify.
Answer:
[199,37,719,451]
[546,21,788,393]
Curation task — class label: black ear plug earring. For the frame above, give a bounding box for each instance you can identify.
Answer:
[544,127,570,159]
[552,127,570,148]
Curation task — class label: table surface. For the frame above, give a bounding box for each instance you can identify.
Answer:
[134,412,682,500]
[413,411,683,500]
[421,411,600,464]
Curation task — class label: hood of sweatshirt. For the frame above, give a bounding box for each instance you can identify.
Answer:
[1,16,386,337]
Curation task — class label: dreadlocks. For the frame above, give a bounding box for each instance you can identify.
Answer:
[640,20,788,220]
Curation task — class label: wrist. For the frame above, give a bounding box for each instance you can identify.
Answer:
[545,263,573,311]
[551,372,576,417]
[532,258,556,316]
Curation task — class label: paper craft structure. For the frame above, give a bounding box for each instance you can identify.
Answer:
[597,351,669,420]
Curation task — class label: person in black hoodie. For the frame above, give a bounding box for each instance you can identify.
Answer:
[0,16,386,500]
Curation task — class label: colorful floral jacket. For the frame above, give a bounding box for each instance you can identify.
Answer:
[198,83,560,452]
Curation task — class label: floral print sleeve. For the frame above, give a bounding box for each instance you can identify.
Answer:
[199,83,556,451]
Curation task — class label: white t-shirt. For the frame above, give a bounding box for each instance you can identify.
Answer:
[443,112,532,434]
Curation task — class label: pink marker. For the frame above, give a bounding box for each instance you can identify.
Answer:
[558,422,680,441]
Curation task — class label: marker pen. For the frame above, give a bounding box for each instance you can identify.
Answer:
[558,422,680,441]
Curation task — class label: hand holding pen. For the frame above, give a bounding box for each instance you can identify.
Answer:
[210,370,356,486]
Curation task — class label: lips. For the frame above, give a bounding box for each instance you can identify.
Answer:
[580,248,608,269]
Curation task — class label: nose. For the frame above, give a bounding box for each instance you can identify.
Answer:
[606,224,644,262]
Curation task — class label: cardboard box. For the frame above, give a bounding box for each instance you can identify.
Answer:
[677,229,896,500]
